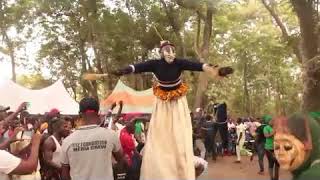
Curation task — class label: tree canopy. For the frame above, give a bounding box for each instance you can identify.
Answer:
[1,0,319,117]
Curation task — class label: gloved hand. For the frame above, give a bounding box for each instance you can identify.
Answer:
[218,66,234,77]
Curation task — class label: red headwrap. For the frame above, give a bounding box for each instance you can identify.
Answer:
[84,109,97,114]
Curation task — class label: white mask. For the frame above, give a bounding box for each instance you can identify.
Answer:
[162,46,176,63]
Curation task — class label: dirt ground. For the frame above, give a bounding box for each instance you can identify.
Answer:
[198,155,292,180]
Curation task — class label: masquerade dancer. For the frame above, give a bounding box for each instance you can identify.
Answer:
[111,40,233,180]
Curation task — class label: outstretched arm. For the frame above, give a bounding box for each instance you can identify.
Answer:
[177,59,233,78]
[3,103,27,125]
[113,60,157,76]
[113,101,123,124]
[106,102,117,118]
[176,59,205,71]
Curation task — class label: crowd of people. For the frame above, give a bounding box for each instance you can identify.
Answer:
[0,98,208,180]
[191,104,281,180]
[0,99,275,180]
[1,99,319,180]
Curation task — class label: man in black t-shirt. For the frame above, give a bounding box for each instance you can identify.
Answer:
[253,119,266,175]
[212,103,229,159]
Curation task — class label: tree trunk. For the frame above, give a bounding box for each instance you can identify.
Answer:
[291,0,320,112]
[175,1,214,110]
[243,57,250,115]
[301,57,320,112]
[79,39,89,97]
[9,49,16,82]
[79,38,98,98]
[2,30,16,82]
[0,0,16,82]
[193,8,213,110]
[262,0,303,62]
[176,32,187,57]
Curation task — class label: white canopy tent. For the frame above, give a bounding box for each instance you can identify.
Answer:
[0,79,79,114]
[101,80,154,114]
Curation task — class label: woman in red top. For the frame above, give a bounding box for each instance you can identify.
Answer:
[119,120,136,166]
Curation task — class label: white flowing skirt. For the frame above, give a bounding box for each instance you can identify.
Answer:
[140,96,195,180]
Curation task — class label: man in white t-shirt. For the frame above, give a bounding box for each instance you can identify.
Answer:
[0,133,41,180]
[235,118,247,163]
[61,97,126,180]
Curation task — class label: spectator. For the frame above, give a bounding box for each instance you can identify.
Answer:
[228,124,237,155]
[120,118,141,180]
[0,121,9,144]
[247,117,260,137]
[61,97,125,180]
[263,115,279,180]
[120,119,137,167]
[0,132,42,180]
[134,118,146,153]
[40,117,70,180]
[235,118,246,163]
[0,127,23,150]
[47,109,60,119]
[63,117,74,135]
[193,121,206,159]
[252,117,267,175]
[202,116,214,160]
[227,118,236,130]
[212,102,229,158]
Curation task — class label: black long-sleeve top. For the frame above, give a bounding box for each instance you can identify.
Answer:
[127,58,205,90]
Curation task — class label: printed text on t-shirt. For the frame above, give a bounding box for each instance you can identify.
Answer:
[71,140,107,152]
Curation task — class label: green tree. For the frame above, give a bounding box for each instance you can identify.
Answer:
[17,74,52,89]
[0,0,35,82]
[206,0,301,116]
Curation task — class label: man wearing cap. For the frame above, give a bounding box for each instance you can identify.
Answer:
[48,109,60,119]
[60,97,125,180]
[0,105,9,115]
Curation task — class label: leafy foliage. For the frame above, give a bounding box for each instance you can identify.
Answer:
[1,0,316,115]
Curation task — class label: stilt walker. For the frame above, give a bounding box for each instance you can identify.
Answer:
[85,40,233,180]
